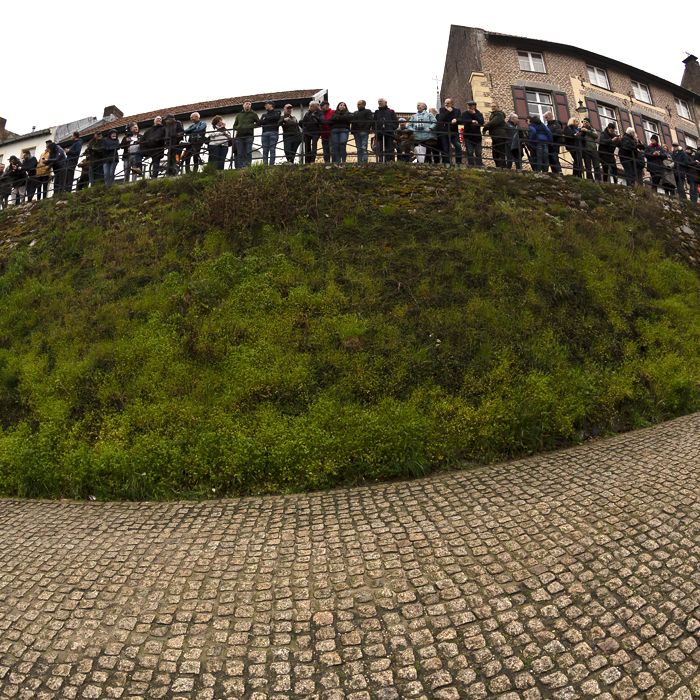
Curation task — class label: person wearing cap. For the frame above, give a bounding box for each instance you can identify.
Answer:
[352,100,374,164]
[459,101,484,166]
[183,112,207,173]
[233,101,260,169]
[42,139,69,193]
[374,98,398,162]
[579,117,601,181]
[163,114,184,176]
[142,116,166,178]
[279,104,301,164]
[259,101,282,166]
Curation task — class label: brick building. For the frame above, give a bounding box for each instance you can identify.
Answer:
[441,26,700,152]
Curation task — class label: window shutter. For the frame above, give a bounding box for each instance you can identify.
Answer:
[511,86,529,127]
[554,92,570,125]
[585,97,601,131]
[660,122,673,151]
[631,113,646,144]
[618,108,632,135]
[676,129,687,150]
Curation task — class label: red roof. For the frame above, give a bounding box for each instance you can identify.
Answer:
[80,89,323,136]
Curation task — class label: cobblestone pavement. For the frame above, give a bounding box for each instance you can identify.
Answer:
[2,416,700,700]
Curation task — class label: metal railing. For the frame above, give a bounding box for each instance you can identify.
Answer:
[1,121,699,208]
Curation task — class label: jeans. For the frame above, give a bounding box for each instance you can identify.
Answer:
[235,137,254,168]
[567,148,584,177]
[464,139,483,166]
[36,175,50,198]
[12,184,26,205]
[491,137,508,169]
[330,130,349,163]
[548,146,562,174]
[183,141,203,172]
[533,142,549,172]
[440,133,462,165]
[621,159,636,186]
[600,157,617,183]
[209,144,228,170]
[103,161,117,186]
[689,177,698,203]
[321,138,331,163]
[123,154,143,182]
[375,133,395,162]
[283,134,301,163]
[261,132,279,165]
[64,167,77,192]
[583,151,602,181]
[354,132,369,163]
[303,134,319,163]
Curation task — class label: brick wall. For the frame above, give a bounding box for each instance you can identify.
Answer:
[440,27,485,108]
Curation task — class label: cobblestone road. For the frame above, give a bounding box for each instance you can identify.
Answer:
[2,416,700,700]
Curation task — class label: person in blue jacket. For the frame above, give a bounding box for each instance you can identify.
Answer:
[528,115,553,172]
[183,112,207,172]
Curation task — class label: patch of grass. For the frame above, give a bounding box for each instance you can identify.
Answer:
[0,165,700,500]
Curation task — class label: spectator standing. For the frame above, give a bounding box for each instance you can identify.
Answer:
[395,119,415,162]
[563,118,583,177]
[279,104,302,163]
[259,101,282,166]
[300,102,323,164]
[618,128,640,186]
[543,111,563,174]
[671,143,691,199]
[374,98,399,163]
[20,150,38,201]
[101,129,121,185]
[426,108,441,164]
[437,98,462,166]
[6,156,27,205]
[408,103,436,163]
[328,102,353,164]
[121,124,142,182]
[579,118,601,181]
[687,147,699,203]
[208,115,231,170]
[644,135,671,193]
[482,103,508,169]
[142,116,166,178]
[35,144,53,196]
[42,140,68,193]
[527,116,553,172]
[65,131,83,193]
[233,101,260,169]
[352,100,373,164]
[504,113,522,170]
[183,112,206,173]
[459,101,484,166]
[0,164,10,209]
[319,102,334,163]
[164,114,184,175]
[598,123,620,184]
[76,155,91,191]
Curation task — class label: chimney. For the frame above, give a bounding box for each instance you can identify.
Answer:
[681,55,700,96]
[102,105,124,120]
[0,117,6,139]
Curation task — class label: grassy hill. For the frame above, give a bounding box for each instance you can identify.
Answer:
[0,164,699,501]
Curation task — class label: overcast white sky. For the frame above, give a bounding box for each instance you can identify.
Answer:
[3,0,697,136]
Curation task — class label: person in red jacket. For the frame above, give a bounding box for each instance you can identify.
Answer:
[320,101,334,163]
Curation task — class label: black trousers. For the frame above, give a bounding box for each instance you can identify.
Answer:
[375,133,395,162]
[303,134,318,164]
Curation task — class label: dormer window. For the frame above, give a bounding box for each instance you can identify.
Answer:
[518,51,546,73]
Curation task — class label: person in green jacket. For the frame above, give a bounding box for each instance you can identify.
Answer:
[233,101,260,168]
[482,103,509,169]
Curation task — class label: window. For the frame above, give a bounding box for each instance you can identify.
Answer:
[587,66,610,90]
[632,80,652,104]
[526,91,553,120]
[0,154,3,165]
[598,104,618,132]
[675,98,692,121]
[642,118,659,143]
[686,134,698,150]
[518,51,546,73]
[25,147,36,158]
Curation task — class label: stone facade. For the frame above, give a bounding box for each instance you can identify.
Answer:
[442,27,700,150]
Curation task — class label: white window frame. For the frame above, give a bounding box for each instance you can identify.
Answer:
[675,98,692,121]
[587,66,610,90]
[518,51,546,74]
[24,147,36,158]
[525,91,553,120]
[685,134,698,150]
[597,104,618,133]
[642,118,659,144]
[632,80,652,104]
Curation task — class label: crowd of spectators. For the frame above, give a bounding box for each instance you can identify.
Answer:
[1,97,699,208]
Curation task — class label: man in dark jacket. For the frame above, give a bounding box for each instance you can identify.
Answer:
[279,103,301,163]
[183,112,206,173]
[20,150,39,201]
[142,116,166,178]
[85,132,105,185]
[5,156,28,205]
[65,131,83,193]
[482,103,508,169]
[42,141,68,193]
[164,114,184,175]
[101,129,121,185]
[644,135,671,193]
[671,143,691,199]
[259,101,282,166]
[459,101,484,166]
[300,102,324,164]
[0,164,11,209]
[598,123,620,184]
[543,111,563,174]
[437,99,462,166]
[687,147,699,204]
[374,98,399,162]
[352,100,374,164]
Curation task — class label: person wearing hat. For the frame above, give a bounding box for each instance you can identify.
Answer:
[598,123,620,184]
[163,114,184,176]
[579,117,601,181]
[458,101,484,166]
[259,101,282,166]
[101,129,121,185]
[279,104,301,164]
